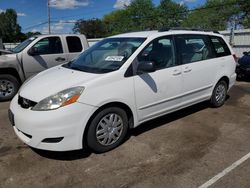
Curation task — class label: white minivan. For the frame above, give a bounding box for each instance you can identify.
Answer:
[9,29,236,153]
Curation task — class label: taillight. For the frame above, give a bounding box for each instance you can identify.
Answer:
[233,54,238,63]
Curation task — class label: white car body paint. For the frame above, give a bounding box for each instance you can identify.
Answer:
[10,30,236,151]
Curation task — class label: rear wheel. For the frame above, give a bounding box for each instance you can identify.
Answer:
[86,107,128,153]
[0,74,20,102]
[210,80,228,107]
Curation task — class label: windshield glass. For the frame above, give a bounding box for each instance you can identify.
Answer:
[64,37,146,73]
[12,37,37,53]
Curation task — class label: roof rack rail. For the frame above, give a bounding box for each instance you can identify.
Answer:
[159,27,220,34]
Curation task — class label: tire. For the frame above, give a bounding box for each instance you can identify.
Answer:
[0,74,20,102]
[210,80,228,108]
[86,107,128,153]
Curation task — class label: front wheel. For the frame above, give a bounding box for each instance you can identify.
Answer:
[210,80,228,107]
[0,74,20,102]
[86,107,128,153]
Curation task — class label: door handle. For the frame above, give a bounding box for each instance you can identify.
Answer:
[55,57,66,62]
[173,70,181,76]
[183,67,192,73]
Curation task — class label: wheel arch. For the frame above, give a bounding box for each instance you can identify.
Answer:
[82,101,136,148]
[217,76,229,89]
[0,68,22,83]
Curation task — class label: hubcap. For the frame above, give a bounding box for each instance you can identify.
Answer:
[96,113,123,146]
[0,80,14,97]
[215,84,226,104]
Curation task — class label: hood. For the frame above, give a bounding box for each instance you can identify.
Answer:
[19,66,103,102]
[0,53,17,63]
[0,49,13,55]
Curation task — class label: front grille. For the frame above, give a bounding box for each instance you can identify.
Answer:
[18,95,37,109]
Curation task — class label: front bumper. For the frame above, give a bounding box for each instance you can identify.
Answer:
[9,95,97,151]
[236,66,250,77]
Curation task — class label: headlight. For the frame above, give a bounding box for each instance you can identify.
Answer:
[32,87,84,111]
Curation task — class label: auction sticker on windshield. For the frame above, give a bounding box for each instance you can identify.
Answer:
[105,56,124,61]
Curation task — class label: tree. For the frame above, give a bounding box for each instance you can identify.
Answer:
[158,0,188,28]
[103,0,157,35]
[126,0,157,30]
[0,9,22,42]
[103,9,132,35]
[25,31,42,38]
[73,18,108,38]
[182,0,242,30]
[238,0,250,28]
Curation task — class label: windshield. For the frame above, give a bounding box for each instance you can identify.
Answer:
[63,37,146,73]
[12,37,37,53]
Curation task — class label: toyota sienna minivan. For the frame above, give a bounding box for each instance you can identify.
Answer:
[9,29,236,153]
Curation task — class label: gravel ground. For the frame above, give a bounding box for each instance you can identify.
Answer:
[0,81,250,188]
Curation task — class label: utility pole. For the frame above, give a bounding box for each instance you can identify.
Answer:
[48,0,51,34]
[229,18,235,47]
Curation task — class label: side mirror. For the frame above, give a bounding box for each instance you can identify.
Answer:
[243,51,248,56]
[28,47,39,56]
[137,61,156,74]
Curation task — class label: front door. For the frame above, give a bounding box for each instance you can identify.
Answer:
[133,36,183,122]
[22,36,67,78]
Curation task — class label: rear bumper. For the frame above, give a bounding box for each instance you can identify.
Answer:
[10,95,97,151]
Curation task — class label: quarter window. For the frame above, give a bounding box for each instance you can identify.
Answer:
[66,36,83,53]
[33,37,63,55]
[138,36,176,69]
[175,35,215,64]
[210,36,231,57]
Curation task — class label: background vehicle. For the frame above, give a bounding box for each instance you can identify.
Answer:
[0,34,88,101]
[10,29,236,153]
[236,51,250,80]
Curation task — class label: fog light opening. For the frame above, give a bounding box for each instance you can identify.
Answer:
[42,137,64,143]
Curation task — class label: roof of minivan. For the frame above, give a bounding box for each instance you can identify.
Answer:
[110,30,223,39]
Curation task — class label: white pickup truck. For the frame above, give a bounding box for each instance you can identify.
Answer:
[0,34,88,101]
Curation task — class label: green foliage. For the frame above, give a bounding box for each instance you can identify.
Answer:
[239,0,250,28]
[0,9,22,42]
[126,0,156,30]
[25,31,41,38]
[73,18,108,38]
[182,0,246,30]
[102,0,186,35]
[103,0,157,35]
[158,0,188,28]
[103,10,131,35]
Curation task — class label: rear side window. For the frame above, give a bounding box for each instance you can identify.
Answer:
[210,36,231,57]
[66,36,83,53]
[175,35,215,64]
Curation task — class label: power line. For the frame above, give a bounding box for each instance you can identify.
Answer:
[50,7,113,20]
[23,0,247,32]
[23,21,48,31]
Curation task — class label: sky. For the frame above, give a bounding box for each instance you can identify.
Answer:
[0,0,206,34]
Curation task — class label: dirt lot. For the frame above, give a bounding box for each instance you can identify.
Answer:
[0,81,250,188]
